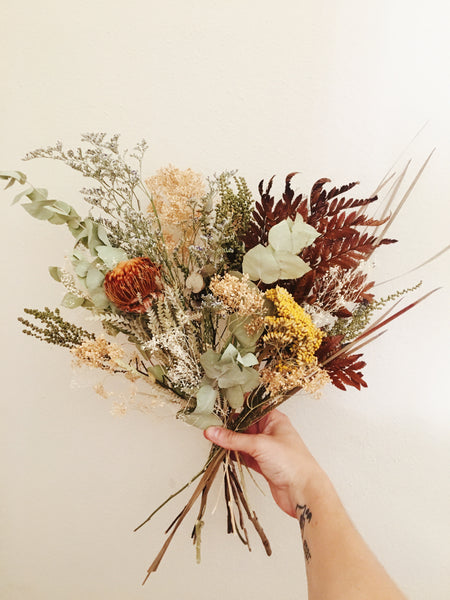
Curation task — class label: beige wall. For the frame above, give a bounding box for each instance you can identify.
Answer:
[1,1,449,598]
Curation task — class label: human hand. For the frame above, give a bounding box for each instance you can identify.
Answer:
[204,410,326,518]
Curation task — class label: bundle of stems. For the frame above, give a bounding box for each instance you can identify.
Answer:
[136,388,280,584]
[136,287,437,584]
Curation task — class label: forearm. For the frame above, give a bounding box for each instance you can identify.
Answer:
[296,473,407,600]
[204,414,407,598]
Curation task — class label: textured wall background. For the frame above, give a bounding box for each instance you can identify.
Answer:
[1,1,449,598]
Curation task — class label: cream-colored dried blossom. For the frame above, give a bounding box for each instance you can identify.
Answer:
[261,359,330,398]
[313,266,370,314]
[145,164,206,225]
[93,383,112,399]
[71,335,124,371]
[111,401,128,416]
[123,381,182,414]
[301,304,337,330]
[210,273,266,315]
[144,328,202,390]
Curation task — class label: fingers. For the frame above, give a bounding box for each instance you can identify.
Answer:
[204,426,258,456]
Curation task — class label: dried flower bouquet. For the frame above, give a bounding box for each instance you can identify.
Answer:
[1,134,437,582]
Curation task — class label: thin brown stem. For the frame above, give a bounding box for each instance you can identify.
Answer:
[229,467,272,556]
[141,449,225,584]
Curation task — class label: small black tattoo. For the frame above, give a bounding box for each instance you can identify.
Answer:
[303,539,311,562]
[296,504,313,562]
[296,504,312,533]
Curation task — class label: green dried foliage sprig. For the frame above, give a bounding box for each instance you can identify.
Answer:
[213,173,253,270]
[329,281,423,342]
[18,307,95,348]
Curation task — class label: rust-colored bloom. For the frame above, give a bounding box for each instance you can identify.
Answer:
[104,257,163,313]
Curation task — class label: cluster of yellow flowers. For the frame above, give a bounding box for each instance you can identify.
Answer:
[264,286,324,367]
[70,335,124,371]
[261,287,330,396]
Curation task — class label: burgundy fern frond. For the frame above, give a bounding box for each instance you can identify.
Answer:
[243,174,306,249]
[326,194,378,217]
[324,353,368,391]
[243,176,275,248]
[302,232,379,273]
[316,335,345,363]
[272,172,304,221]
[323,180,360,201]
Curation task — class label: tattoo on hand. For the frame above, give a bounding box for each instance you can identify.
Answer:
[296,504,312,563]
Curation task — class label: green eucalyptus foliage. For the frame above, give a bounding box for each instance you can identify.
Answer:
[180,383,223,429]
[1,170,128,310]
[180,411,223,429]
[242,214,320,284]
[227,313,264,353]
[199,343,260,410]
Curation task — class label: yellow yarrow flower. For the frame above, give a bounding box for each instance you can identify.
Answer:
[264,286,323,366]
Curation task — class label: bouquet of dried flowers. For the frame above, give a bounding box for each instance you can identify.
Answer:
[1,134,437,583]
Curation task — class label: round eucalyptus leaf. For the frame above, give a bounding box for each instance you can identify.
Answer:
[195,384,217,414]
[22,201,54,221]
[228,314,263,349]
[85,265,105,291]
[90,289,110,309]
[180,412,223,430]
[96,223,111,246]
[74,259,91,278]
[200,349,223,379]
[48,266,63,282]
[242,244,279,283]
[239,366,260,393]
[275,251,311,280]
[223,385,245,409]
[217,363,243,388]
[291,214,320,252]
[61,292,84,309]
[267,219,293,252]
[96,246,128,270]
[237,351,258,367]
[220,343,239,364]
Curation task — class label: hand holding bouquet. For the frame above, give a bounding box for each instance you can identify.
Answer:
[1,134,436,582]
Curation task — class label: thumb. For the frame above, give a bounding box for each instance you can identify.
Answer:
[204,426,257,455]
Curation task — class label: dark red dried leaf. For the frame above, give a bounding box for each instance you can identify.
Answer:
[324,352,367,391]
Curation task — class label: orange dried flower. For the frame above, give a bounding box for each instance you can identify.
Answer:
[104,257,163,313]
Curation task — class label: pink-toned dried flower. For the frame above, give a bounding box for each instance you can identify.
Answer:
[145,164,205,225]
[104,257,163,313]
[71,335,124,371]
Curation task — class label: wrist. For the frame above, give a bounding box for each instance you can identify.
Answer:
[291,464,333,517]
